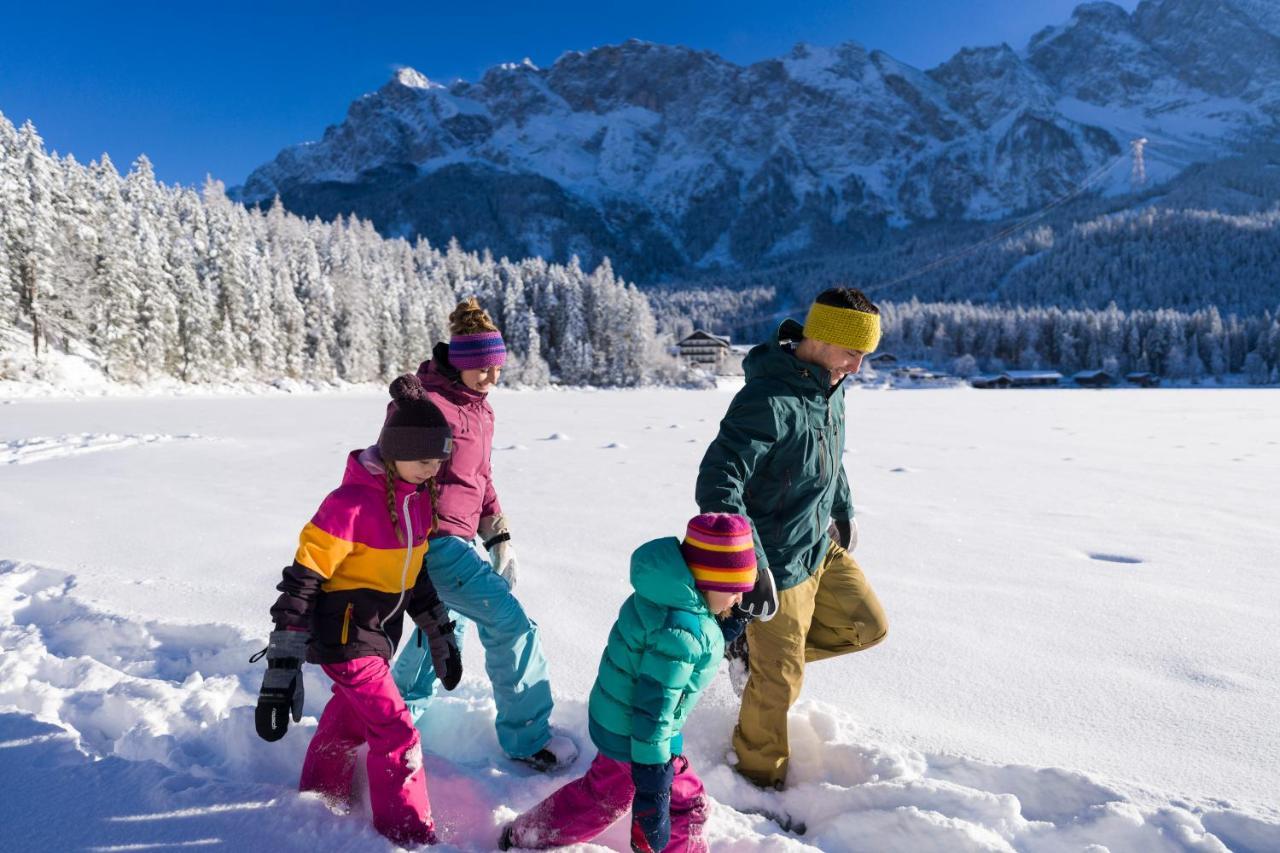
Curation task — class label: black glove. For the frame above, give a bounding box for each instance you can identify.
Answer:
[829,517,856,550]
[735,566,778,621]
[253,629,309,742]
[413,602,462,691]
[717,612,749,646]
[630,759,674,853]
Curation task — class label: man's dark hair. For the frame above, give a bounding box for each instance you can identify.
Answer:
[815,286,879,315]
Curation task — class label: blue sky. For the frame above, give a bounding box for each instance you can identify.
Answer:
[0,0,1138,188]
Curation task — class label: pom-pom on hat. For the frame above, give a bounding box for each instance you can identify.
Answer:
[449,331,507,371]
[681,513,758,593]
[378,374,453,461]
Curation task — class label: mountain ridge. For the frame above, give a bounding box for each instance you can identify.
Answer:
[236,0,1280,281]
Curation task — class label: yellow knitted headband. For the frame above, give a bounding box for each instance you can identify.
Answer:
[802,302,882,353]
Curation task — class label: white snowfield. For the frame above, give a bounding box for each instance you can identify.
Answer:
[1,386,1277,852]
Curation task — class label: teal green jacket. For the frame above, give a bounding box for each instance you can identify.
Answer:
[587,537,725,765]
[695,319,853,592]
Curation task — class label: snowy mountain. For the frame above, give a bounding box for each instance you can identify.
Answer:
[236,0,1280,280]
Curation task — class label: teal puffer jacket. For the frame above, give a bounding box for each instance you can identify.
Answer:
[587,537,724,765]
[695,319,853,592]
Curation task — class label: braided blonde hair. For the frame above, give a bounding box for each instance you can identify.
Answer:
[427,476,440,536]
[449,297,499,335]
[384,460,439,544]
[384,463,405,546]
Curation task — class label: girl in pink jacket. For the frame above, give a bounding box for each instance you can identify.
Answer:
[254,374,461,846]
[392,298,576,772]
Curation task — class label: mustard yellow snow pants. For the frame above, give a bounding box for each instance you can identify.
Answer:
[733,541,888,789]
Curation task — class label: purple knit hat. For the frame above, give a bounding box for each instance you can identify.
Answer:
[681,513,758,593]
[449,331,507,371]
[378,374,453,461]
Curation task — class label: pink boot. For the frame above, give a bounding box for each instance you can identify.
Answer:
[301,657,436,846]
[505,753,708,851]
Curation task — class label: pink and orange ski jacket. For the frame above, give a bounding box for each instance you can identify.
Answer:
[270,447,441,664]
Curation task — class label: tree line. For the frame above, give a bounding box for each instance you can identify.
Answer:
[0,113,680,387]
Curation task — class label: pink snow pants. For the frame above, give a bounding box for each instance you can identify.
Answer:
[299,656,436,846]
[506,752,709,851]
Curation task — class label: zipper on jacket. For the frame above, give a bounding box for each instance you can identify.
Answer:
[380,489,418,650]
[817,401,836,544]
[340,603,353,645]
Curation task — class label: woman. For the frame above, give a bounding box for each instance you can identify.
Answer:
[392,297,577,772]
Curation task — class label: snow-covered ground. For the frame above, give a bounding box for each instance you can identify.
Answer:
[1,385,1278,852]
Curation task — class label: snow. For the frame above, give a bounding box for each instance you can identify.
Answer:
[1,386,1278,851]
[393,68,442,91]
[1,432,200,465]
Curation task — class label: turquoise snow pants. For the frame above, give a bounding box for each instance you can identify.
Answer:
[391,535,553,760]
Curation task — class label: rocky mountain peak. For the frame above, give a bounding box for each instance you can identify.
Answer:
[236,0,1280,280]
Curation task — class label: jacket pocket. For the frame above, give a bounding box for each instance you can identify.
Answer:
[340,603,353,645]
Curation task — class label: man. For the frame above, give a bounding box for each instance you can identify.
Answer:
[695,286,889,790]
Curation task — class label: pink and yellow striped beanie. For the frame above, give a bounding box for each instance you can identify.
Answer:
[681,513,758,593]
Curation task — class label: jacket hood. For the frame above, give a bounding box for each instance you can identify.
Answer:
[742,319,829,393]
[420,341,489,407]
[630,537,711,615]
[348,446,420,500]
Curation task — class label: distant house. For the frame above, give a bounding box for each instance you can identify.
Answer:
[1005,370,1063,388]
[971,370,1063,389]
[893,366,949,382]
[868,352,898,366]
[971,374,1012,389]
[1125,371,1161,388]
[676,330,734,373]
[1073,369,1117,388]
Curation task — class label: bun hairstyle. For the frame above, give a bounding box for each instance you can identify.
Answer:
[449,297,499,336]
[447,297,507,373]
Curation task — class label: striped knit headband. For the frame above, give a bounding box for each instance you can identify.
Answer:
[449,331,507,371]
[681,513,758,594]
[802,302,882,354]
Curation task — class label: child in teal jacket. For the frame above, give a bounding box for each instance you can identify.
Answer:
[499,513,757,852]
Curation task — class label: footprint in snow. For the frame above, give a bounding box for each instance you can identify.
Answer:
[601,442,627,449]
[1088,553,1144,565]
[541,433,571,441]
[889,466,913,473]
[1,433,200,466]
[495,444,527,451]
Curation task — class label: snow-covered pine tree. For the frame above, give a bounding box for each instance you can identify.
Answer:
[0,114,18,328]
[13,120,58,356]
[203,179,254,375]
[132,196,180,377]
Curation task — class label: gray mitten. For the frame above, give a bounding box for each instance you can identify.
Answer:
[478,513,518,589]
[829,517,858,551]
[254,629,309,741]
